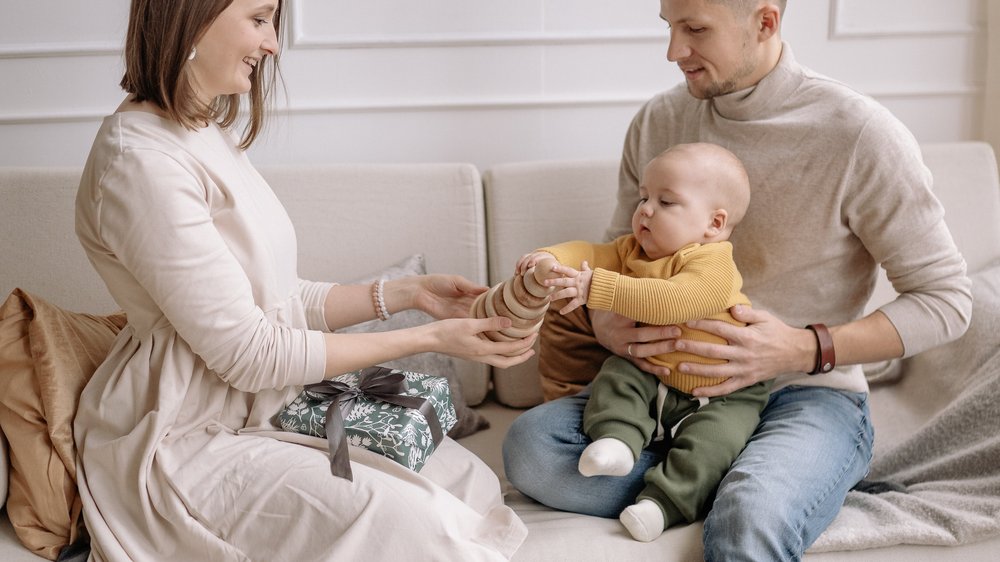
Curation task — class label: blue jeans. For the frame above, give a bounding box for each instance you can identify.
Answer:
[502,385,873,561]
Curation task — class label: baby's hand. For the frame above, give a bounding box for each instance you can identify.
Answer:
[516,252,557,276]
[545,261,594,315]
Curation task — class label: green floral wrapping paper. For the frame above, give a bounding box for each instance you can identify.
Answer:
[278,369,458,473]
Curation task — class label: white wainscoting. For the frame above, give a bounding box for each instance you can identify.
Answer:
[0,0,986,170]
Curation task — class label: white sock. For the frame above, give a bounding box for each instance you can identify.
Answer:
[620,499,665,542]
[578,437,634,477]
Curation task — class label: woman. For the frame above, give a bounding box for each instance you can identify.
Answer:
[73,1,532,560]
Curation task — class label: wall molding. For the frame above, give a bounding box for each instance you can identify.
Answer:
[0,94,653,126]
[829,0,982,39]
[0,41,121,59]
[290,29,666,50]
[287,1,663,49]
[0,86,982,126]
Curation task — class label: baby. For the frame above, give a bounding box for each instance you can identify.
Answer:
[518,142,770,541]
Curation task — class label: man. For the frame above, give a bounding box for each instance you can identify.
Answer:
[502,1,972,560]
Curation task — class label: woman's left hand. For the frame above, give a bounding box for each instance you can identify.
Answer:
[413,274,487,319]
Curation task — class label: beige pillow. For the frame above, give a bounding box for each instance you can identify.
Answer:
[336,254,489,438]
[0,289,126,560]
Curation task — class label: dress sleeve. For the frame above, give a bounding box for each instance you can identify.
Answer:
[93,149,327,391]
[298,279,335,332]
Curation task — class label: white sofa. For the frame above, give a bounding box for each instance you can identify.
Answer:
[1,142,998,561]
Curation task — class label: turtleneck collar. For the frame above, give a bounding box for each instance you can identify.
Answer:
[710,42,804,122]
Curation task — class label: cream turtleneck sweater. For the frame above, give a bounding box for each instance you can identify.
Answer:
[605,44,971,394]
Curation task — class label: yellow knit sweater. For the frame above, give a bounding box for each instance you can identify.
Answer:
[540,236,751,393]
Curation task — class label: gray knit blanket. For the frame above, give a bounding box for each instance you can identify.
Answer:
[809,262,1000,552]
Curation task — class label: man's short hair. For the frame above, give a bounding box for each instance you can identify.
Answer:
[707,0,786,18]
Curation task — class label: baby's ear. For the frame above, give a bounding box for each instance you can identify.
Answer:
[708,209,729,235]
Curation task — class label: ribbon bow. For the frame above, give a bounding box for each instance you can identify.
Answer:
[304,366,445,481]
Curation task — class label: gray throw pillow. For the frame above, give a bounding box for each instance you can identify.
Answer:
[336,254,489,439]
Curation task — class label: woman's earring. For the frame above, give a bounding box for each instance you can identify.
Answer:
[188,47,197,61]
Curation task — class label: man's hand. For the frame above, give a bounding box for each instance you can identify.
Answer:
[590,308,680,379]
[679,305,805,397]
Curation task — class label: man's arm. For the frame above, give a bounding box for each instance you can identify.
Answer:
[675,307,903,397]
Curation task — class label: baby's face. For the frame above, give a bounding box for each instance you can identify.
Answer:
[632,154,722,260]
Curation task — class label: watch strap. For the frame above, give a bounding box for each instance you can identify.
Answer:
[806,323,836,375]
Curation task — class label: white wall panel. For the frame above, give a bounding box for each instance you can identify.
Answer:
[0,56,124,119]
[0,1,127,51]
[0,0,988,170]
[279,47,546,105]
[246,104,642,170]
[831,0,983,37]
[878,96,983,141]
[289,0,662,47]
[291,1,543,42]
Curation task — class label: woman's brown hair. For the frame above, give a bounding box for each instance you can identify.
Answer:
[120,0,283,149]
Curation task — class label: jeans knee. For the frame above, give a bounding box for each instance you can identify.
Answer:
[502,410,547,494]
[703,478,802,562]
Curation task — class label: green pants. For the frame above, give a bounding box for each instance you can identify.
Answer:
[582,356,770,527]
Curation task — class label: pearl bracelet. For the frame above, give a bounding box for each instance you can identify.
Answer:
[371,279,391,321]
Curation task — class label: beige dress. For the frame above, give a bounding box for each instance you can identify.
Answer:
[73,112,526,562]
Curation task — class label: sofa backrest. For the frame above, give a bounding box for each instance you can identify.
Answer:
[923,141,1000,274]
[0,163,491,404]
[261,164,490,402]
[483,142,1000,408]
[0,167,115,313]
[866,142,1000,310]
[2,142,997,409]
[481,159,619,407]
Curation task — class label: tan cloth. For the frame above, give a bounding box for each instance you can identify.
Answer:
[0,290,126,559]
[538,304,609,401]
[73,112,525,561]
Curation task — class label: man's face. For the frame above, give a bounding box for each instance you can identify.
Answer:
[660,0,759,99]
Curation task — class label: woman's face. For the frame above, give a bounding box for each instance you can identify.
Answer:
[189,0,279,102]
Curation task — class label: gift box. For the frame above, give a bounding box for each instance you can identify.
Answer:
[278,366,458,480]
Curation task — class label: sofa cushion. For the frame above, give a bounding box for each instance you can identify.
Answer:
[0,168,117,314]
[334,254,489,438]
[259,163,491,405]
[0,289,126,559]
[481,159,619,407]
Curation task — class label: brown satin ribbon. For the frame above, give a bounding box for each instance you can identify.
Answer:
[304,366,445,481]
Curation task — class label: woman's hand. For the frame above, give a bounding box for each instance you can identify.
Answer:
[590,308,679,379]
[429,316,537,368]
[679,305,806,397]
[406,274,487,320]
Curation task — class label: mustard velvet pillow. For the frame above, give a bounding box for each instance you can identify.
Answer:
[0,289,126,560]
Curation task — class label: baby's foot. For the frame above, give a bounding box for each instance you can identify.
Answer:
[620,499,665,542]
[578,437,634,477]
